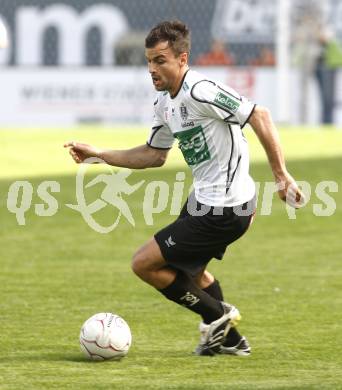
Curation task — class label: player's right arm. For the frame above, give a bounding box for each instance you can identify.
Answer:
[64,141,169,169]
[65,97,174,169]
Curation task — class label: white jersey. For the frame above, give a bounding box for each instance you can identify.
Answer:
[147,69,256,207]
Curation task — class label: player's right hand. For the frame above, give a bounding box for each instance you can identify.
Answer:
[63,141,101,164]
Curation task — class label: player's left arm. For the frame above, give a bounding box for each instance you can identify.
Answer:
[248,105,305,207]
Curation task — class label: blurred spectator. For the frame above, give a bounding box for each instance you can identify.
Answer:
[0,18,8,49]
[314,30,342,124]
[248,46,275,67]
[195,40,235,66]
[292,4,330,124]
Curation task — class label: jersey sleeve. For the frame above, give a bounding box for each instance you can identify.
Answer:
[190,80,256,128]
[146,102,175,150]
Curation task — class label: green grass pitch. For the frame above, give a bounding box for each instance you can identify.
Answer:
[0,126,341,389]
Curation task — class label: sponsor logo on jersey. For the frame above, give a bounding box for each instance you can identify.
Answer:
[181,121,195,128]
[180,103,188,121]
[175,125,211,166]
[214,92,240,113]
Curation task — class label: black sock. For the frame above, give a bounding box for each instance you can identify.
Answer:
[159,271,224,324]
[202,279,224,301]
[203,279,243,345]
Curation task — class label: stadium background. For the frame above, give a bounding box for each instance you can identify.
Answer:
[1,1,342,389]
[0,0,342,126]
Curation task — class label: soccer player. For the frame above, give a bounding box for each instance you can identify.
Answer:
[65,21,304,356]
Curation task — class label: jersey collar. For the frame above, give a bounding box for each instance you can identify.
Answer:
[170,69,190,99]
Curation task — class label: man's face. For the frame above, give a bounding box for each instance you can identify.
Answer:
[145,41,187,94]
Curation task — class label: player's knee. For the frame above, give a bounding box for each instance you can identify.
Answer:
[131,248,149,277]
[131,251,143,276]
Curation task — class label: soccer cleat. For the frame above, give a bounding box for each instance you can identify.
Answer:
[193,321,210,355]
[219,336,251,356]
[194,302,241,356]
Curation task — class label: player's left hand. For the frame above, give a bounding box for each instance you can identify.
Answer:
[276,172,306,209]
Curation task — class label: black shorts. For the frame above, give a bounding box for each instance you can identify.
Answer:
[154,194,256,276]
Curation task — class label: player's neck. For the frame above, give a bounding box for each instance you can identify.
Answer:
[169,66,189,98]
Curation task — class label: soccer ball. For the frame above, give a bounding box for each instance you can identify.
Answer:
[79,312,132,361]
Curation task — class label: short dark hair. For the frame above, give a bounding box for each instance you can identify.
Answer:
[145,20,191,56]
